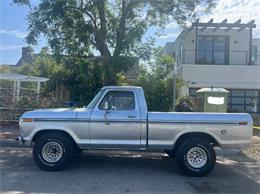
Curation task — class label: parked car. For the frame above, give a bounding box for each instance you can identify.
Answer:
[17,86,253,176]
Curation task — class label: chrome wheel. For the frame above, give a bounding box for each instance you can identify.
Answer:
[41,141,63,163]
[186,146,207,168]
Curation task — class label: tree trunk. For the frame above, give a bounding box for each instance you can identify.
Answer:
[95,0,111,57]
[113,0,127,56]
[102,57,117,85]
[55,81,59,99]
[60,82,64,100]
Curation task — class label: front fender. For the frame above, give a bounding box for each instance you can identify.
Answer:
[24,124,79,145]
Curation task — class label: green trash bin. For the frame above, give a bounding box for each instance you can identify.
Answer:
[195,87,229,113]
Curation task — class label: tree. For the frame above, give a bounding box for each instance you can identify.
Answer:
[134,47,185,111]
[15,48,104,105]
[14,0,215,84]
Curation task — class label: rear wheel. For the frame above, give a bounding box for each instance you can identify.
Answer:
[74,147,84,153]
[33,132,74,171]
[175,137,216,177]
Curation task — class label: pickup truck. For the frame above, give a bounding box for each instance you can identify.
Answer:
[18,86,253,176]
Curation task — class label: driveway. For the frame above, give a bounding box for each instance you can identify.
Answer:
[0,143,259,194]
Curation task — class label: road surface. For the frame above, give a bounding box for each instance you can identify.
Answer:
[0,142,259,193]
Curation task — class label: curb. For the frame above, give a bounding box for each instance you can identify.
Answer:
[253,126,260,130]
[0,139,28,148]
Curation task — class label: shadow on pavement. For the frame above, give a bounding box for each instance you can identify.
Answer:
[1,148,259,193]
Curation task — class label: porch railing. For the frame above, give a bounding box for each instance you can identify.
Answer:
[176,50,260,66]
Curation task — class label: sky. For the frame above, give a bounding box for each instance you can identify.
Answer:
[1,0,260,65]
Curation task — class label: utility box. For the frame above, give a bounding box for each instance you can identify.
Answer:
[196,87,229,113]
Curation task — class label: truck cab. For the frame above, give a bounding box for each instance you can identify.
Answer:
[79,86,147,148]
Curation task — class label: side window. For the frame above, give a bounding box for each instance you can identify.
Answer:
[99,91,135,111]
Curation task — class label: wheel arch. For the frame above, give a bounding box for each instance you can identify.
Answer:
[32,129,79,149]
[173,132,220,150]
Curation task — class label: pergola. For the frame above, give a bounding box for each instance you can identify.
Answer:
[190,18,256,31]
[0,73,49,101]
[187,18,256,65]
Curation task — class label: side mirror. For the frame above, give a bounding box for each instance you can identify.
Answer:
[104,101,109,110]
[103,102,110,125]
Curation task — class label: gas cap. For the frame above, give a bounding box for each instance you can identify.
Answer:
[221,129,227,135]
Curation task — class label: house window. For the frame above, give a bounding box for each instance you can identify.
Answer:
[189,88,199,97]
[197,36,228,65]
[189,88,259,113]
[228,89,259,113]
[252,45,257,65]
[180,45,183,63]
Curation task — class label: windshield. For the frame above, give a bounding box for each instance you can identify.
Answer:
[86,89,105,109]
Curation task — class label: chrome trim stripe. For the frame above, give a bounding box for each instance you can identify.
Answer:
[33,118,144,123]
[33,118,89,122]
[32,118,78,120]
[32,118,244,125]
[149,120,241,125]
[91,120,142,123]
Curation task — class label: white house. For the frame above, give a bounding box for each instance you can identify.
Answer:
[164,19,260,114]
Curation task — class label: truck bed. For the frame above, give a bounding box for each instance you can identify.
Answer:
[147,112,253,149]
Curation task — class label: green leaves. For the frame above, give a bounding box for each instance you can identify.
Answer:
[12,0,30,7]
[14,0,215,59]
[134,47,185,111]
[11,0,214,107]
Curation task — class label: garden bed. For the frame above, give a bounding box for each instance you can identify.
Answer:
[0,121,19,139]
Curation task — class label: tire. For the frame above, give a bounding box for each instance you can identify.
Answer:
[175,137,216,177]
[33,132,74,171]
[164,149,175,157]
[74,147,84,153]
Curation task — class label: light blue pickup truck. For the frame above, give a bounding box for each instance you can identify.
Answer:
[18,86,253,176]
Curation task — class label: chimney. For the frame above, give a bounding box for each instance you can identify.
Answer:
[22,46,33,58]
[17,46,34,66]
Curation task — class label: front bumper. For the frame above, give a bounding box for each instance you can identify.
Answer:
[15,136,31,146]
[15,136,25,145]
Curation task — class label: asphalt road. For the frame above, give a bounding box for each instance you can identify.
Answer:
[0,143,259,194]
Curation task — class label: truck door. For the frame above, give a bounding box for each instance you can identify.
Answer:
[89,90,141,148]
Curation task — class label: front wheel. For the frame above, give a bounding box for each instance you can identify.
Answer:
[33,132,74,171]
[175,137,216,177]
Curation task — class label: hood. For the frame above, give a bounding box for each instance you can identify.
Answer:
[21,108,80,119]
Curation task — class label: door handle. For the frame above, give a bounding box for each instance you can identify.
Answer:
[128,115,136,118]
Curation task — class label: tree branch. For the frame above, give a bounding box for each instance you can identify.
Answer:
[63,5,95,25]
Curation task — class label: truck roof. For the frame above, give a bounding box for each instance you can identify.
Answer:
[101,86,142,90]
